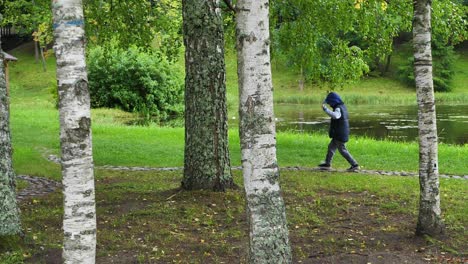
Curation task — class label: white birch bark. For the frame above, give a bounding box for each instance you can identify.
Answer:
[236,1,292,262]
[52,0,97,262]
[412,0,445,236]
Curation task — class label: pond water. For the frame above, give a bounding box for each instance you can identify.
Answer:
[273,104,468,145]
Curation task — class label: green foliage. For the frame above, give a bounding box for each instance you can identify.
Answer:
[0,251,24,264]
[83,0,183,61]
[271,0,411,86]
[2,0,183,61]
[1,0,53,47]
[431,0,468,46]
[87,45,184,122]
[397,40,458,92]
[271,0,467,87]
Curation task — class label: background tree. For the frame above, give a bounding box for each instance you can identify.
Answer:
[412,0,445,236]
[83,0,183,60]
[398,0,467,92]
[181,0,234,191]
[52,0,97,262]
[1,0,53,70]
[236,0,292,262]
[271,0,466,88]
[0,30,21,237]
[1,0,183,61]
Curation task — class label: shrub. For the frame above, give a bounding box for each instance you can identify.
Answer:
[397,39,456,92]
[87,45,184,121]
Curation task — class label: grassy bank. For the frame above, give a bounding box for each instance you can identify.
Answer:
[7,43,468,178]
[11,118,468,179]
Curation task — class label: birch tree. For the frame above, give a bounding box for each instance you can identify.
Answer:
[52,0,97,262]
[0,31,21,236]
[412,0,445,236]
[182,0,234,191]
[236,0,292,262]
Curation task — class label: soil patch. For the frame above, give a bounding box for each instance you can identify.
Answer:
[15,172,466,263]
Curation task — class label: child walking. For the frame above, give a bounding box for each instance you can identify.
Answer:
[318,92,359,171]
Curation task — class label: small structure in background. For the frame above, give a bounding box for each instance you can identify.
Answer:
[2,51,17,96]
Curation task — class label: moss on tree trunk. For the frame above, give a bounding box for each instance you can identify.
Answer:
[182,0,233,191]
[0,33,21,236]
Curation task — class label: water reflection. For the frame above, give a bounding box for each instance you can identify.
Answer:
[273,104,468,145]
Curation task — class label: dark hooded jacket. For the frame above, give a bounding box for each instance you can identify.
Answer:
[325,92,350,142]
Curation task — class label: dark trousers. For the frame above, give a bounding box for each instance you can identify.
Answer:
[325,138,358,166]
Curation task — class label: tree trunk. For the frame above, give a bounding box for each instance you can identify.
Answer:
[39,44,47,72]
[52,1,97,262]
[34,41,40,63]
[298,65,304,91]
[182,0,234,191]
[0,34,21,236]
[412,0,445,237]
[236,1,292,262]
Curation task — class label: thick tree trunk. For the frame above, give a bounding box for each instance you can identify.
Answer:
[0,34,21,236]
[182,0,234,191]
[52,1,97,262]
[236,1,292,262]
[412,0,445,237]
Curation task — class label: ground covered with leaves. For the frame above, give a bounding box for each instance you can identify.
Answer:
[2,170,466,263]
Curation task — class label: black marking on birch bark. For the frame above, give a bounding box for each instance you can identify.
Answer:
[246,96,255,114]
[85,212,95,218]
[264,170,280,185]
[70,202,95,211]
[241,32,257,44]
[63,243,93,251]
[80,229,96,235]
[414,62,432,67]
[62,117,91,159]
[260,143,275,149]
[74,79,89,98]
[256,49,268,56]
[83,189,93,197]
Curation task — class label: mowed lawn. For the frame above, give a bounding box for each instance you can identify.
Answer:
[1,43,466,263]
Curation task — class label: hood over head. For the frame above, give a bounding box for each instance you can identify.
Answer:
[325,92,344,107]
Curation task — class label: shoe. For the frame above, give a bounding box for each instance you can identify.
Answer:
[347,164,359,172]
[318,163,331,170]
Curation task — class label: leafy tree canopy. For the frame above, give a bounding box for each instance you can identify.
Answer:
[271,0,467,87]
[83,0,182,60]
[1,0,183,60]
[1,0,52,47]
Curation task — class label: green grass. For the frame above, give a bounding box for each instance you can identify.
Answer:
[2,170,466,263]
[2,42,467,263]
[452,48,468,93]
[7,43,468,177]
